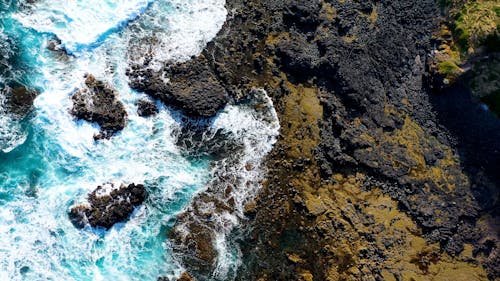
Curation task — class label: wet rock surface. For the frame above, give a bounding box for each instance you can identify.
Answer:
[69,183,147,230]
[128,55,229,118]
[4,84,37,117]
[71,74,127,140]
[147,0,499,280]
[158,272,194,281]
[136,99,158,117]
[174,121,243,161]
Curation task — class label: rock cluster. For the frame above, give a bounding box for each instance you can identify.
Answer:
[69,183,147,230]
[71,74,127,140]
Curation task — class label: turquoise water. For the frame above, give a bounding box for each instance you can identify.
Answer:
[0,0,279,280]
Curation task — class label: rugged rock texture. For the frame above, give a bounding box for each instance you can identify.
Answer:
[175,121,243,161]
[158,272,195,281]
[71,74,127,140]
[145,0,499,280]
[69,183,147,230]
[4,84,37,117]
[425,0,499,116]
[136,99,158,117]
[128,55,229,117]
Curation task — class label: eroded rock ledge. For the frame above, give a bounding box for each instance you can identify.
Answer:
[71,74,127,140]
[69,183,147,230]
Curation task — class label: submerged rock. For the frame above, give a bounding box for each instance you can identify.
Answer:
[175,122,243,161]
[69,183,147,229]
[127,55,229,118]
[71,74,127,140]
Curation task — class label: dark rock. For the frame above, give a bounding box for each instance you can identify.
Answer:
[71,74,127,140]
[128,55,228,118]
[136,99,158,117]
[47,38,63,52]
[4,85,37,117]
[276,33,321,80]
[283,1,321,33]
[137,0,500,279]
[175,122,243,161]
[69,183,147,229]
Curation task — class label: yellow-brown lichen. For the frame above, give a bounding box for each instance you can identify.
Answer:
[320,1,337,21]
[304,174,488,281]
[358,107,468,190]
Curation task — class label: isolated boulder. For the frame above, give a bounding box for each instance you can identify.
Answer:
[71,74,127,140]
[69,183,147,229]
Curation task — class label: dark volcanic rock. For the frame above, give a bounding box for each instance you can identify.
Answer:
[71,74,127,140]
[4,85,37,117]
[132,0,499,279]
[128,55,229,118]
[175,121,243,161]
[136,99,158,117]
[69,183,147,229]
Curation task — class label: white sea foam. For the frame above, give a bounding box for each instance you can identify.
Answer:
[2,1,281,280]
[210,90,280,279]
[2,1,227,279]
[14,0,153,54]
[126,0,227,69]
[171,90,280,279]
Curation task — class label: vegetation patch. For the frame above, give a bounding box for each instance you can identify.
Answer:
[438,60,463,81]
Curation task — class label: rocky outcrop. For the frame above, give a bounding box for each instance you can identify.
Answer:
[128,55,229,118]
[4,84,37,117]
[69,183,147,229]
[175,122,242,161]
[71,74,127,140]
[158,272,194,281]
[148,0,500,280]
[136,99,158,117]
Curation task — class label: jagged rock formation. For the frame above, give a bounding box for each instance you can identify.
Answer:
[71,74,127,140]
[4,84,37,117]
[127,55,229,118]
[69,183,147,230]
[136,99,158,117]
[147,0,499,280]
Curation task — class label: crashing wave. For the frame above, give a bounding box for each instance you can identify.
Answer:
[126,0,227,70]
[13,0,154,54]
[170,89,280,280]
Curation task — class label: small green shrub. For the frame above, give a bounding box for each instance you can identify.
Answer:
[438,61,463,79]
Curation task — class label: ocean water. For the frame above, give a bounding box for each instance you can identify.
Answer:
[0,1,279,280]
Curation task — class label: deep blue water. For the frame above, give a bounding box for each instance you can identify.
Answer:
[0,1,279,280]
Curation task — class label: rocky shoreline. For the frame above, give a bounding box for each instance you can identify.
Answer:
[124,0,500,280]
